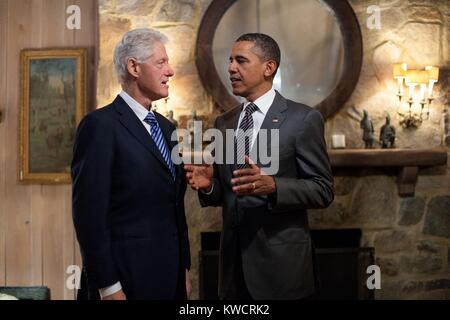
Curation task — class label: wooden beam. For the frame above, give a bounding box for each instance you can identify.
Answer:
[329,148,447,167]
[328,148,448,197]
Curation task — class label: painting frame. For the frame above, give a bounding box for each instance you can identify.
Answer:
[19,48,86,184]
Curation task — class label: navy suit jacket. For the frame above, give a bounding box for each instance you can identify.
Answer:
[72,95,190,299]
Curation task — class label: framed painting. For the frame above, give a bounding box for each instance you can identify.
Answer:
[19,49,86,183]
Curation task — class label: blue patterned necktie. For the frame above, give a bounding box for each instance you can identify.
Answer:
[235,102,259,169]
[143,112,176,180]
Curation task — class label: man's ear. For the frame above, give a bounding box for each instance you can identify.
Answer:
[264,60,277,78]
[126,58,139,79]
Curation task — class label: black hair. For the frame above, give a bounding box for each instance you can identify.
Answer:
[236,33,281,77]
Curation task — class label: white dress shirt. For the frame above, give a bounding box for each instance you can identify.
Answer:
[98,90,154,298]
[235,87,276,149]
[119,90,155,135]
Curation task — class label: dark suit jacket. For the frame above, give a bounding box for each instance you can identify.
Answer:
[199,91,334,300]
[72,95,190,300]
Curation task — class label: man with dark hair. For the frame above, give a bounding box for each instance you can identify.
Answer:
[185,33,334,299]
[235,33,281,77]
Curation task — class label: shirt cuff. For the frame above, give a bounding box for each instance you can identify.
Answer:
[200,182,214,195]
[99,281,122,298]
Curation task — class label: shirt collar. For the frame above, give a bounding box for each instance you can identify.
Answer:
[243,87,276,115]
[119,90,153,121]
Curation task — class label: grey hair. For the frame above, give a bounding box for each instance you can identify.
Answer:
[113,28,168,84]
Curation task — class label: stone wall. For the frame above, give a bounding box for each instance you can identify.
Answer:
[329,0,450,149]
[312,0,450,299]
[97,0,450,299]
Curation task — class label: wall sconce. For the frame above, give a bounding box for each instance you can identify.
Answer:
[393,63,439,128]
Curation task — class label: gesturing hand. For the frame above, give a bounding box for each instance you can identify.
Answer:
[231,156,276,196]
[184,164,214,191]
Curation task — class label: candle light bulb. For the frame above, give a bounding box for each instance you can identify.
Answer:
[428,81,435,99]
[408,84,415,101]
[419,84,426,101]
[397,78,404,95]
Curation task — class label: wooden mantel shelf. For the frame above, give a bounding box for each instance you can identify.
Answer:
[327,148,448,197]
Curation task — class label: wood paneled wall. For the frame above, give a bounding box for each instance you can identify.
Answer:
[0,0,98,299]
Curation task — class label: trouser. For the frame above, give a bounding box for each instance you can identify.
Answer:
[223,241,253,300]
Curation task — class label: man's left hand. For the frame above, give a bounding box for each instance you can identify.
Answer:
[231,156,276,196]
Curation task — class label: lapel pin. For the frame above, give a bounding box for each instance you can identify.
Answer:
[272,118,279,123]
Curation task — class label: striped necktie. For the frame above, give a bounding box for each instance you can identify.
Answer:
[143,112,176,180]
[235,102,259,169]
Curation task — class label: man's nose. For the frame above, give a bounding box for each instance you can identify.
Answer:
[167,64,175,77]
[228,61,237,74]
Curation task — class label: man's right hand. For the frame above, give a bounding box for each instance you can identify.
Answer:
[184,164,214,191]
[102,289,127,300]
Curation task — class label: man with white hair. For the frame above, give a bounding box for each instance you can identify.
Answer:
[72,28,191,300]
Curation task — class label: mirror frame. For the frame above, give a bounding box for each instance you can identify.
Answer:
[196,0,363,118]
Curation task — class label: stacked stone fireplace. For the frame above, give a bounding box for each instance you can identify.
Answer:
[308,175,450,299]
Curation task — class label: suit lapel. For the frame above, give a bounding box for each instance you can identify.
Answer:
[159,114,187,194]
[114,95,171,175]
[221,94,289,172]
[155,111,183,186]
[251,91,288,165]
[155,111,176,149]
[226,104,244,130]
[259,91,288,131]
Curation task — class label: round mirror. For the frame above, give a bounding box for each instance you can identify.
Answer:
[196,0,362,118]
